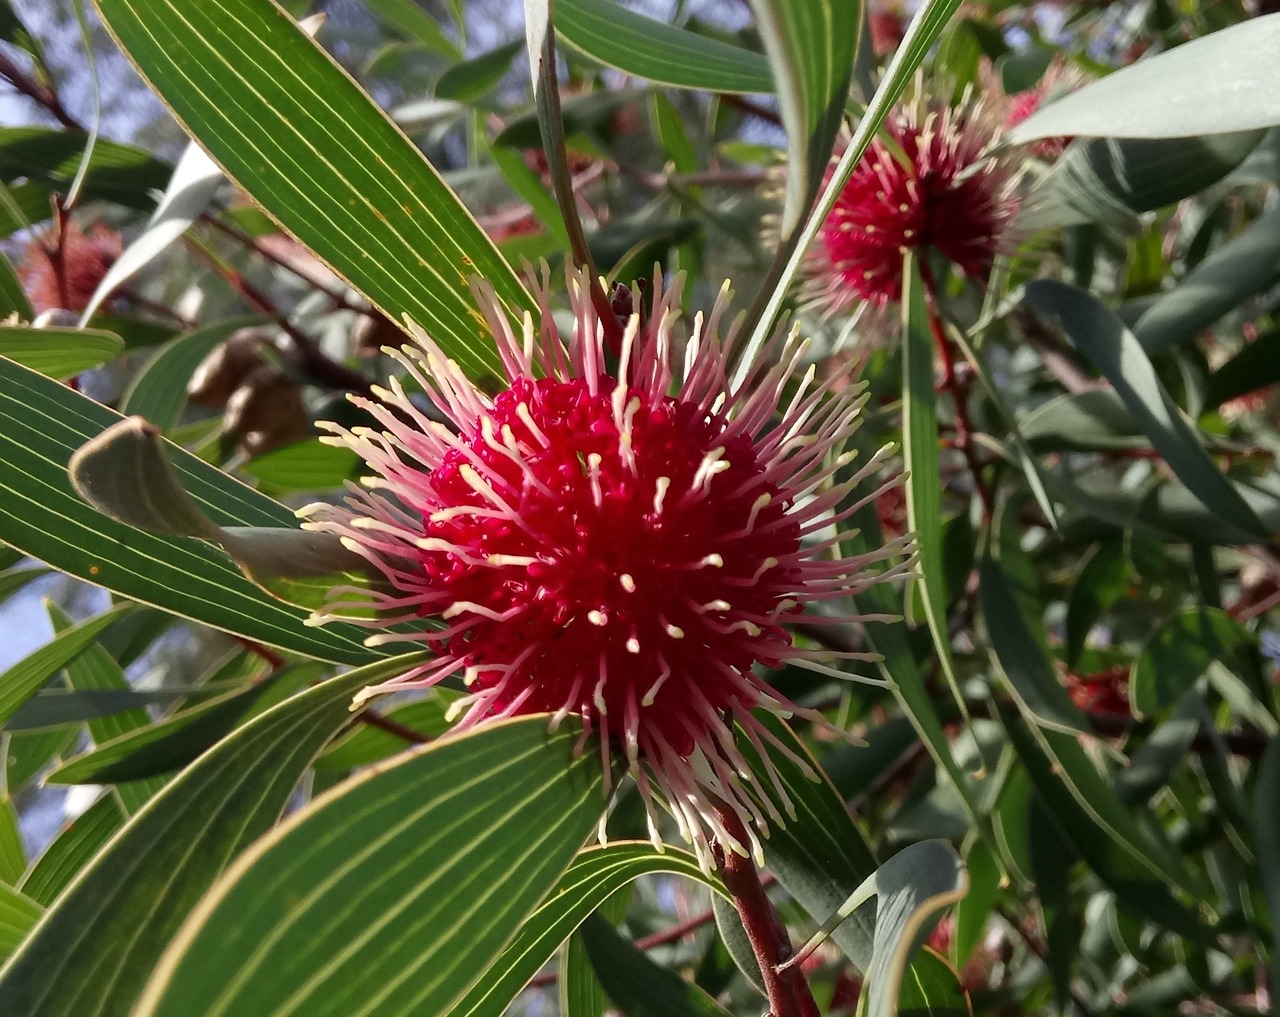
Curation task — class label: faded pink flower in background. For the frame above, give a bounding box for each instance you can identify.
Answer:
[302,269,909,865]
[801,96,1019,322]
[19,220,122,314]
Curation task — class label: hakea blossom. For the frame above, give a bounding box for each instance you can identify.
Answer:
[801,94,1019,322]
[301,269,910,867]
[19,220,122,314]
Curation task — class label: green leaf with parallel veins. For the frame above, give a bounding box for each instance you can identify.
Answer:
[746,0,858,236]
[0,566,50,605]
[0,653,428,1017]
[0,883,40,963]
[0,180,53,239]
[454,842,720,1017]
[47,664,324,786]
[0,796,23,884]
[0,357,379,662]
[557,0,773,94]
[0,601,133,728]
[1020,280,1268,538]
[93,0,534,379]
[0,326,124,380]
[19,793,124,905]
[241,439,362,494]
[135,716,605,1017]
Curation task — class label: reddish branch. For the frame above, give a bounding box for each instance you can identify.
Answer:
[0,49,79,129]
[183,236,374,397]
[714,807,821,1017]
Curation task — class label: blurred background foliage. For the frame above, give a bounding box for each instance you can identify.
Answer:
[0,0,1278,1015]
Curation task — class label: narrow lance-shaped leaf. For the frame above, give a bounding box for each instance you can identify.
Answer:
[135,716,606,1017]
[1020,280,1268,538]
[455,843,722,1017]
[556,0,774,94]
[901,254,969,729]
[0,354,379,663]
[0,653,428,1017]
[1008,13,1280,143]
[92,0,535,378]
[747,0,858,237]
[0,326,123,380]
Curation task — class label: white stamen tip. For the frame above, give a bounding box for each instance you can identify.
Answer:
[620,573,636,592]
[701,554,724,568]
[626,637,641,654]
[588,610,608,626]
[665,624,685,639]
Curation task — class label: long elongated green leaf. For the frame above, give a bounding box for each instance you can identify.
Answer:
[135,716,605,1017]
[994,699,1205,927]
[736,712,878,969]
[0,355,380,663]
[1132,208,1280,354]
[1257,736,1280,996]
[747,0,858,236]
[0,127,172,210]
[0,326,123,380]
[735,0,962,375]
[791,840,968,1017]
[45,603,164,814]
[581,913,732,1017]
[1021,280,1267,538]
[0,601,133,727]
[1007,13,1280,143]
[0,653,428,1017]
[0,883,40,963]
[1020,131,1262,231]
[557,0,773,94]
[46,667,313,786]
[455,842,720,1017]
[93,0,534,378]
[901,257,966,726]
[18,794,124,906]
[980,557,1088,733]
[0,251,30,320]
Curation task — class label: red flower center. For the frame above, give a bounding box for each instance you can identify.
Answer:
[417,375,802,756]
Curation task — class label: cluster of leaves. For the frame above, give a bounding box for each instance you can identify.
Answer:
[0,0,1277,1015]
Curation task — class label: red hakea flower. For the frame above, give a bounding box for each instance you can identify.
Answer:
[19,220,122,314]
[302,268,910,865]
[801,97,1019,322]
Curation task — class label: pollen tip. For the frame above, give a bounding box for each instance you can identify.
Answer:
[588,610,608,626]
[665,624,685,639]
[625,637,640,654]
[619,573,636,592]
